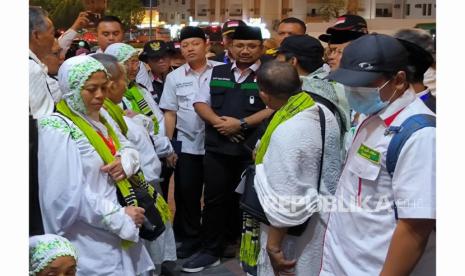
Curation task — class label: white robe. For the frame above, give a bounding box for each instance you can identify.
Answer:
[100,109,177,268]
[254,104,342,276]
[122,84,173,158]
[38,113,155,276]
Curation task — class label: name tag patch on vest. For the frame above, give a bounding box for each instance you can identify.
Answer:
[357,144,381,164]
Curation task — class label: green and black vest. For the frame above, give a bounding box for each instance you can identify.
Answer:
[206,63,266,156]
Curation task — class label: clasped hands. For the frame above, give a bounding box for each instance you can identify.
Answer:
[214,116,245,143]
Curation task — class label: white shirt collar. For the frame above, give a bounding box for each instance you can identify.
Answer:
[29,49,48,73]
[378,86,417,122]
[231,59,261,73]
[416,87,430,98]
[184,59,215,75]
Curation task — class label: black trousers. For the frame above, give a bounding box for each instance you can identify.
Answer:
[158,158,174,201]
[201,151,252,256]
[29,115,44,236]
[173,153,204,242]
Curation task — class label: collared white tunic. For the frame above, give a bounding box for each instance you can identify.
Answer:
[159,59,223,155]
[38,113,154,276]
[319,89,436,276]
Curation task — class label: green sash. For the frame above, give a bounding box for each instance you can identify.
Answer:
[56,100,137,248]
[124,84,160,135]
[239,92,315,270]
[103,98,128,136]
[102,98,172,224]
[255,92,315,164]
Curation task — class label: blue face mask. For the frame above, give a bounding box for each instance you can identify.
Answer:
[345,80,392,115]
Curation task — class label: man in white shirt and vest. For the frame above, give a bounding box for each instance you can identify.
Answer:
[319,33,436,276]
[159,26,223,260]
[190,26,274,272]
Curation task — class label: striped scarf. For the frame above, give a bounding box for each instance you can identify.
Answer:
[124,83,160,135]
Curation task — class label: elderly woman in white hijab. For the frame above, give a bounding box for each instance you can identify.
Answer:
[37,55,155,275]
[104,43,175,164]
[91,53,177,275]
[29,234,78,276]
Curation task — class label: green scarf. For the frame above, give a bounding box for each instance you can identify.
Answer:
[255,92,315,164]
[102,98,172,224]
[240,92,315,271]
[56,100,137,249]
[124,84,160,135]
[103,98,128,136]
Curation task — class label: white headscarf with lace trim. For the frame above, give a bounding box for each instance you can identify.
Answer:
[29,234,78,275]
[104,42,139,64]
[58,55,108,114]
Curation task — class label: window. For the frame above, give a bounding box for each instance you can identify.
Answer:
[428,4,432,15]
[182,0,185,4]
[422,4,427,16]
[311,8,316,16]
[171,13,174,19]
[406,4,410,16]
[182,13,185,19]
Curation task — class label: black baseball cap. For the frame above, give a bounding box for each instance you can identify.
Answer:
[319,14,368,44]
[222,19,247,36]
[139,40,170,62]
[277,34,324,60]
[327,34,408,87]
[396,38,434,76]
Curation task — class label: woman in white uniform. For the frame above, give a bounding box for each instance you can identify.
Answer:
[38,55,154,275]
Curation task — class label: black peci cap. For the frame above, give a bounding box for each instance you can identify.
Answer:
[327,34,408,87]
[232,26,263,41]
[180,26,206,41]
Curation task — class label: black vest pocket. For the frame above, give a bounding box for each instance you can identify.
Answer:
[210,89,226,109]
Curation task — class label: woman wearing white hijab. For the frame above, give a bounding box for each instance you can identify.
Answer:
[37,55,154,275]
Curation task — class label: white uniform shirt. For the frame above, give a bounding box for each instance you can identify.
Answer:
[159,59,223,155]
[320,88,436,276]
[29,50,55,119]
[194,60,260,105]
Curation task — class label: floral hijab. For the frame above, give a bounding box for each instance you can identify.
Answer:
[29,234,78,275]
[57,55,108,114]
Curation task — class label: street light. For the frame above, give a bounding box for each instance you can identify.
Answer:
[149,0,153,40]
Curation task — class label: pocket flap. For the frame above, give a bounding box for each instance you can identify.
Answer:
[348,153,381,181]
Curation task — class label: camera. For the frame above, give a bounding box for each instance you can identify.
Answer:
[87,12,101,27]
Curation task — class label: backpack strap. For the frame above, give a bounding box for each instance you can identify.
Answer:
[385,114,436,176]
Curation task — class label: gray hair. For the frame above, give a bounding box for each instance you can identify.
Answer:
[29,6,49,41]
[393,28,435,56]
[91,53,124,80]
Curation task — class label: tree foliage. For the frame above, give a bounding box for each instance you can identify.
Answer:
[30,0,146,30]
[319,0,346,22]
[30,0,84,29]
[107,0,146,29]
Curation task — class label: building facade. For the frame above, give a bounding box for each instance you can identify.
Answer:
[149,0,436,26]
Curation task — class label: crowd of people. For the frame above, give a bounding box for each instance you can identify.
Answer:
[29,5,436,276]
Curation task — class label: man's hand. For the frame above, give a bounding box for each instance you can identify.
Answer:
[101,157,127,182]
[124,206,145,227]
[228,133,245,143]
[267,247,297,276]
[70,11,90,31]
[166,153,178,168]
[214,116,242,136]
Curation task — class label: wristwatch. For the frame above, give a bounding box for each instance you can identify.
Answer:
[239,118,249,130]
